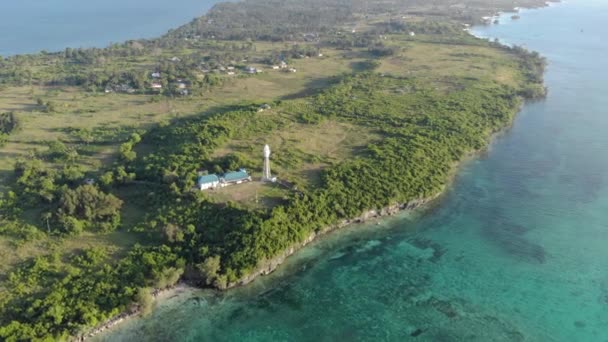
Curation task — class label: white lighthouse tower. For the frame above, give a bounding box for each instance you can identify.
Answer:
[262,144,274,182]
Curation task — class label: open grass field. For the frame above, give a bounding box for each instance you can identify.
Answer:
[213,117,379,189]
[0,230,150,281]
[0,48,359,177]
[207,181,290,210]
[378,38,523,89]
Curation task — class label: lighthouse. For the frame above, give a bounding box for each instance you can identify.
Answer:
[262,144,274,182]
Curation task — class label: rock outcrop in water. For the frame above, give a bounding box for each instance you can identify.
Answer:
[481,223,546,264]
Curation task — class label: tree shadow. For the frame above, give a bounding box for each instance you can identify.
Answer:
[279,75,342,101]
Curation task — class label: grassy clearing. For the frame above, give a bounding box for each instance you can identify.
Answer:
[207,181,290,210]
[213,117,379,189]
[0,230,148,279]
[0,50,357,177]
[378,40,523,89]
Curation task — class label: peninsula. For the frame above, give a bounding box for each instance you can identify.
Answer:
[0,0,548,340]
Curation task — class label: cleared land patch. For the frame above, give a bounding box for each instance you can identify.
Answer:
[213,118,379,189]
[378,42,522,89]
[206,181,290,209]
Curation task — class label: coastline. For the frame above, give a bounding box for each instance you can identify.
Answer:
[75,2,551,340]
[475,0,560,21]
[77,283,192,341]
[226,195,439,289]
[84,102,530,340]
[80,197,440,341]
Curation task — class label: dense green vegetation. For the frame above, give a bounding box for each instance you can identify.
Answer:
[0,0,548,340]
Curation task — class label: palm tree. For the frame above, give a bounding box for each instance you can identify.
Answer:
[41,212,52,234]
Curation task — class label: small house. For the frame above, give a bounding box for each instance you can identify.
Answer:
[287,67,297,73]
[151,72,161,78]
[279,61,288,69]
[227,71,236,75]
[198,174,220,190]
[170,56,181,62]
[409,31,416,37]
[246,66,257,74]
[272,65,280,70]
[151,82,162,90]
[220,169,251,186]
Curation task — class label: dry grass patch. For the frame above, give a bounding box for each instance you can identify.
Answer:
[214,119,378,188]
[377,42,522,88]
[207,181,290,209]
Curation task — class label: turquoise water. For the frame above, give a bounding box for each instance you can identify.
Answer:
[0,0,220,56]
[100,1,608,341]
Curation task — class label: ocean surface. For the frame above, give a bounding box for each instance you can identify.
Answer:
[0,0,220,56]
[99,1,608,341]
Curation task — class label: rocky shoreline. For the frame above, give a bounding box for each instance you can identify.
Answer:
[76,284,190,341]
[225,196,438,289]
[78,195,439,341]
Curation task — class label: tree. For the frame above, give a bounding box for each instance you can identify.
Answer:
[135,287,154,316]
[163,223,184,243]
[41,212,52,234]
[153,267,183,289]
[119,142,136,162]
[74,128,94,145]
[57,184,123,233]
[99,171,114,187]
[197,256,221,286]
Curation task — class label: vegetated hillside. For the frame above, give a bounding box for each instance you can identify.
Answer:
[0,0,547,340]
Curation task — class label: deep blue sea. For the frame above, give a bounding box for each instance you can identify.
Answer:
[0,0,220,56]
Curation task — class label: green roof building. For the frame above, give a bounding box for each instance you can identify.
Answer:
[221,169,251,184]
[198,174,220,190]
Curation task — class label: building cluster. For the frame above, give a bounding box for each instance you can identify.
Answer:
[148,72,190,95]
[200,63,263,76]
[271,61,297,73]
[198,169,252,190]
[104,84,135,94]
[198,145,275,191]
